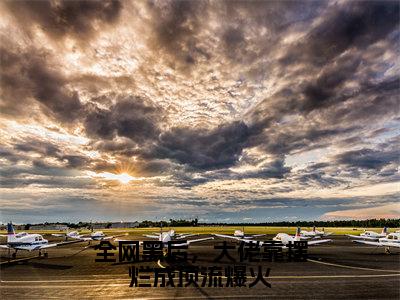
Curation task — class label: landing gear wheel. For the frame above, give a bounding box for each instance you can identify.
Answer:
[38,251,42,257]
[12,252,16,259]
[44,252,48,258]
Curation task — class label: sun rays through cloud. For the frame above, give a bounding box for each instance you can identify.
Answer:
[0,0,399,222]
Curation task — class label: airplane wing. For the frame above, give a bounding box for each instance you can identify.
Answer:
[251,234,266,238]
[352,240,400,248]
[352,240,381,246]
[381,242,400,248]
[185,237,214,245]
[99,236,114,241]
[51,233,66,237]
[4,239,82,251]
[143,234,160,239]
[12,243,59,251]
[176,234,197,239]
[214,234,242,241]
[78,237,93,241]
[214,234,263,245]
[307,239,332,246]
[346,234,379,241]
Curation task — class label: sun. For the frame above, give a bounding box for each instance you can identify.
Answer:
[116,173,134,184]
[87,171,135,184]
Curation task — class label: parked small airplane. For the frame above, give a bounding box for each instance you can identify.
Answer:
[346,227,389,241]
[78,229,128,242]
[273,228,332,246]
[214,228,332,247]
[352,232,400,253]
[0,222,79,258]
[52,229,83,241]
[213,228,265,240]
[53,227,127,242]
[149,229,197,240]
[300,226,332,238]
[143,229,213,246]
[233,228,265,239]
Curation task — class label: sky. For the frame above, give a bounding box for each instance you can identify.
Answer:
[0,0,399,224]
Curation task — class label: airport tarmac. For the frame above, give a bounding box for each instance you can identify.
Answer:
[1,234,399,299]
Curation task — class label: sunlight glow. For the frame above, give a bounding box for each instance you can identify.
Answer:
[87,171,135,184]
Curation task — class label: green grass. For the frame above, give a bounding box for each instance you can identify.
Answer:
[2,226,398,236]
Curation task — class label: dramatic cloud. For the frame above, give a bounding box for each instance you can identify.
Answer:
[3,0,122,42]
[322,203,400,220]
[0,0,399,222]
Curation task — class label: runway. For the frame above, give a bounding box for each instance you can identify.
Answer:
[1,235,399,299]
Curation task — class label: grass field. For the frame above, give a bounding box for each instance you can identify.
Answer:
[1,226,399,236]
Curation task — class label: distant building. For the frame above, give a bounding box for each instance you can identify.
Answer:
[29,224,68,231]
[92,221,139,229]
[111,221,139,228]
[0,224,25,230]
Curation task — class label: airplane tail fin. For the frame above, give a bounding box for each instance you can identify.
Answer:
[7,222,16,243]
[296,227,301,238]
[382,227,388,235]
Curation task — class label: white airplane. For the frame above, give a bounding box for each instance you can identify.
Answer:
[352,232,400,253]
[346,227,389,241]
[273,228,332,246]
[233,228,265,239]
[214,227,332,247]
[300,226,332,238]
[52,229,83,241]
[0,222,79,258]
[53,227,126,242]
[213,228,265,240]
[79,229,127,242]
[149,229,197,240]
[143,229,213,246]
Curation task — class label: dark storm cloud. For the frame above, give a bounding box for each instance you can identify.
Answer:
[334,148,400,170]
[84,96,162,142]
[4,0,122,42]
[148,121,249,170]
[330,77,400,124]
[147,0,326,66]
[296,173,346,188]
[228,193,400,210]
[0,46,84,122]
[300,56,361,112]
[0,175,93,189]
[218,0,326,62]
[281,1,400,66]
[1,0,398,197]
[252,126,359,156]
[0,146,28,162]
[158,156,291,189]
[148,0,209,65]
[14,140,60,157]
[1,160,74,178]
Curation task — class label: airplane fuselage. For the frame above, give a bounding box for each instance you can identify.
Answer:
[7,233,48,247]
[234,230,245,238]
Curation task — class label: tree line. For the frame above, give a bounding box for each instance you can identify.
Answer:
[22,218,399,229]
[201,218,400,228]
